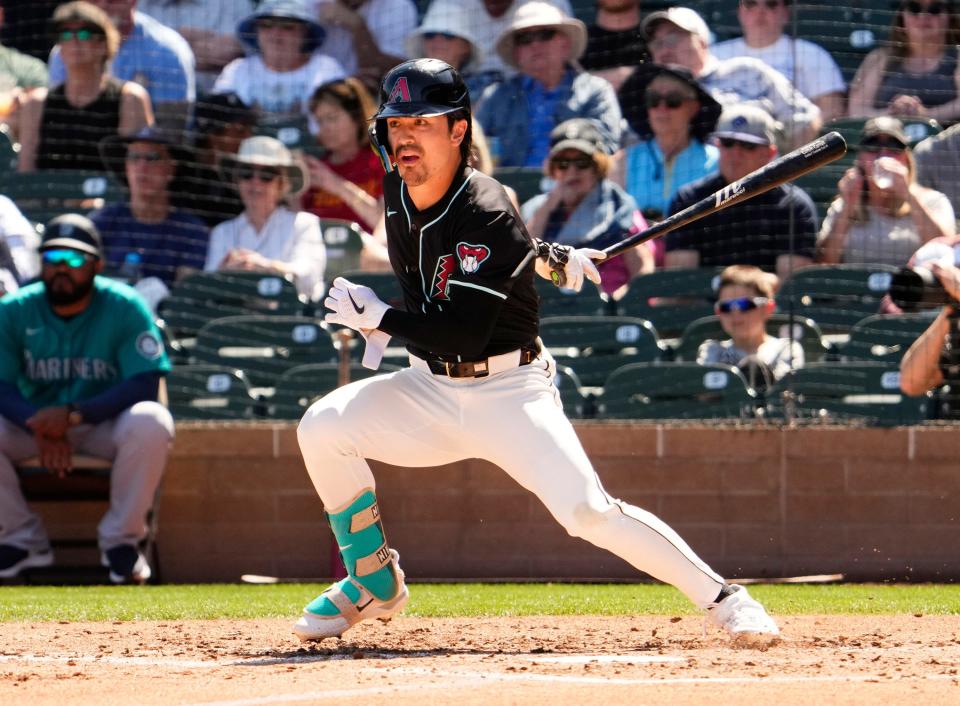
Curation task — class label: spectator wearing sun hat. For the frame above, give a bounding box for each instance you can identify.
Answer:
[213,0,345,119]
[405,3,496,99]
[475,0,623,167]
[206,135,326,300]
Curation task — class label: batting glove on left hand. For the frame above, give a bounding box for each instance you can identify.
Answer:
[324,276,390,332]
[534,240,605,292]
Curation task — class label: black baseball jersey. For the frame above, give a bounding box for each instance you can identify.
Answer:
[377,165,540,362]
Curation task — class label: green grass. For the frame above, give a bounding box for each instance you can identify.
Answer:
[0,583,959,622]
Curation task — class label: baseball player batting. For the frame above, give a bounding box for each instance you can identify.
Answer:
[293,59,779,647]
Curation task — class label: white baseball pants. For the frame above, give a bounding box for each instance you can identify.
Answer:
[298,354,727,609]
[0,401,174,551]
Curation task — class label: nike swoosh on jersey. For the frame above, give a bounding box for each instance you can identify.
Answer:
[386,209,398,217]
[348,291,365,314]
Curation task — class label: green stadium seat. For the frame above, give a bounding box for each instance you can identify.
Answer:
[777,264,898,334]
[836,312,938,363]
[192,315,338,388]
[536,277,610,317]
[672,313,829,364]
[596,362,759,420]
[553,364,591,419]
[0,169,124,223]
[767,362,929,425]
[541,315,666,387]
[158,271,306,341]
[269,362,402,419]
[165,365,258,420]
[320,218,365,281]
[614,268,722,338]
[254,115,316,153]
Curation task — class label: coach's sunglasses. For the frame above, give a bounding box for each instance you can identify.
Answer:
[236,165,282,183]
[716,296,771,314]
[902,1,947,15]
[42,249,90,268]
[514,28,558,46]
[645,91,693,109]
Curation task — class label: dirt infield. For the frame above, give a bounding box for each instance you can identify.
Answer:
[1,615,958,705]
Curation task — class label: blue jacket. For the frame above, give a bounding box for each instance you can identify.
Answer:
[476,67,623,167]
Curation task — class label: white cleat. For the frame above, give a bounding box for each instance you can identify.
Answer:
[707,584,781,649]
[293,549,409,642]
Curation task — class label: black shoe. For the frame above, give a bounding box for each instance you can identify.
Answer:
[101,545,151,584]
[0,544,54,578]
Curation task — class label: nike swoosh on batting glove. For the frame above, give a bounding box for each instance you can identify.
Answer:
[324,277,390,331]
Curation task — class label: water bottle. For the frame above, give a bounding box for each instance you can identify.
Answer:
[119,251,142,284]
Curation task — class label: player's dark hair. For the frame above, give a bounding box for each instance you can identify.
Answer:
[446,110,472,163]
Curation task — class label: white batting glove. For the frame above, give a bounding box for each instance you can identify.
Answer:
[534,240,605,292]
[324,277,390,332]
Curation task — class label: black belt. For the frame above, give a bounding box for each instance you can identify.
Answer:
[419,345,539,378]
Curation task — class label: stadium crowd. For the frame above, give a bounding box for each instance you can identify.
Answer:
[3,0,960,581]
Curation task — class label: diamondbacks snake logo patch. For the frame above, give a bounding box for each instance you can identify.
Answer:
[456,242,491,274]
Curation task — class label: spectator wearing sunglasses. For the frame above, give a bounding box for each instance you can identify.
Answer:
[0,214,174,583]
[405,4,495,99]
[697,264,802,386]
[849,0,960,123]
[612,64,721,234]
[206,136,327,300]
[91,126,209,299]
[818,117,955,267]
[642,7,820,149]
[522,118,651,296]
[213,0,345,120]
[712,0,845,121]
[18,2,153,173]
[47,0,196,121]
[665,105,818,280]
[476,1,623,167]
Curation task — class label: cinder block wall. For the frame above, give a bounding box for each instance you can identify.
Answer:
[43,423,960,582]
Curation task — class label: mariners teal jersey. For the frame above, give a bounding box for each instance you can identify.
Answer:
[0,276,170,407]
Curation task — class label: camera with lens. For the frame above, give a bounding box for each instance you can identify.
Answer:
[888,266,958,311]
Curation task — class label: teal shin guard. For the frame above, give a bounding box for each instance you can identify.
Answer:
[306,490,398,617]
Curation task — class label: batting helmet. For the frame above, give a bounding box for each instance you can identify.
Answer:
[370,59,472,170]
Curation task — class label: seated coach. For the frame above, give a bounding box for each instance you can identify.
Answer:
[0,214,173,584]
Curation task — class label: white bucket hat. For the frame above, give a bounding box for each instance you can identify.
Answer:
[405,4,484,69]
[219,136,307,199]
[495,1,588,70]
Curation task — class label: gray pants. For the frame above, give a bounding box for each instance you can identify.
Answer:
[0,401,174,552]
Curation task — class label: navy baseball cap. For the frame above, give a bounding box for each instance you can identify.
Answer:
[40,214,103,258]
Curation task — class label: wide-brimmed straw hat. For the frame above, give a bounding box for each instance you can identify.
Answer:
[495,1,587,70]
[219,136,307,198]
[405,4,484,68]
[236,0,326,55]
[617,63,722,142]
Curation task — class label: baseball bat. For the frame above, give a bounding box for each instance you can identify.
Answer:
[601,131,847,259]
